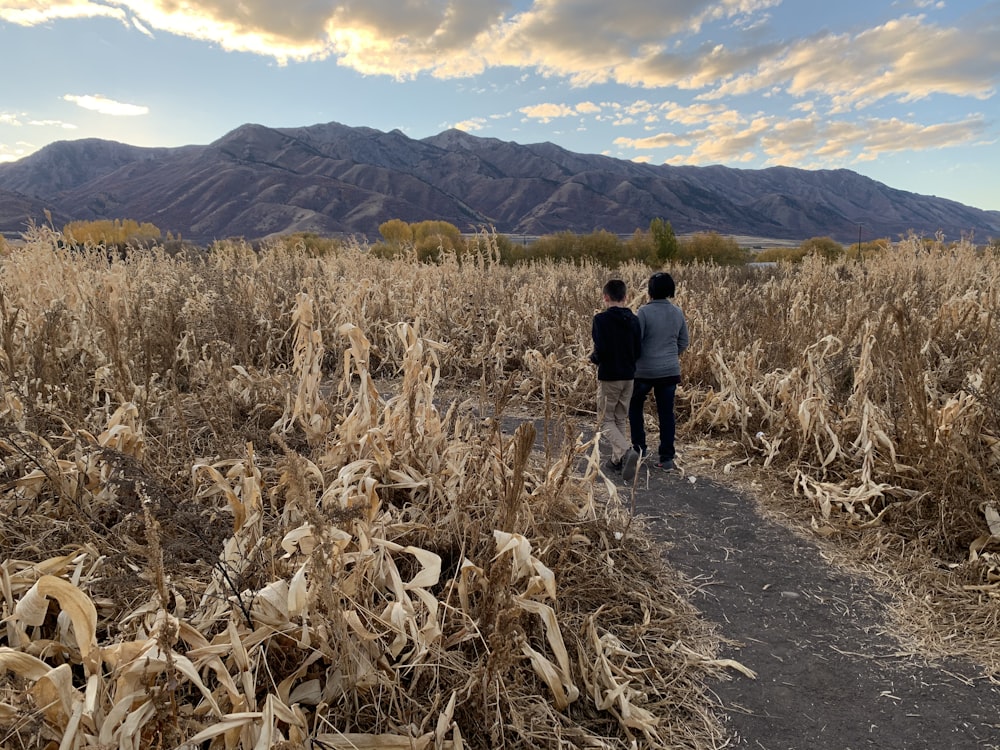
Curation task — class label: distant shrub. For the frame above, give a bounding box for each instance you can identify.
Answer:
[754,246,808,263]
[523,230,649,266]
[374,219,465,262]
[369,241,402,260]
[379,219,412,246]
[623,225,683,266]
[161,238,205,259]
[622,228,655,263]
[281,232,348,256]
[526,231,582,261]
[799,236,844,260]
[845,238,889,261]
[63,218,161,248]
[470,231,515,263]
[413,220,463,261]
[677,232,749,265]
[578,230,625,266]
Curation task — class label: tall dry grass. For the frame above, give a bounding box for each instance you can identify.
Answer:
[678,247,999,547]
[2,226,998,747]
[0,228,731,748]
[673,244,1000,667]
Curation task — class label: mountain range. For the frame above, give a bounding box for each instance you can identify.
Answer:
[1,121,997,245]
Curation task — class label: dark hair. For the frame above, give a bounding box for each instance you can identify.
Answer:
[647,272,675,299]
[603,278,627,302]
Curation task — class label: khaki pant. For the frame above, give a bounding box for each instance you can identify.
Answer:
[597,379,634,462]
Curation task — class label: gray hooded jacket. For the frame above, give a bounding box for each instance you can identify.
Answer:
[634,299,689,379]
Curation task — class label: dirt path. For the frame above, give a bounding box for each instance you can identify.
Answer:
[630,465,1000,749]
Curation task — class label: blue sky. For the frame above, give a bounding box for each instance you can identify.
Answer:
[2,0,998,213]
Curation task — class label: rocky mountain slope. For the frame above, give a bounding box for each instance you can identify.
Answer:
[1,121,996,244]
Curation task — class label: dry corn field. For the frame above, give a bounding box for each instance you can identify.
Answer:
[1,226,998,748]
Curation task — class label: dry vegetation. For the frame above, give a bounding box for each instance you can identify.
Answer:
[1,226,998,748]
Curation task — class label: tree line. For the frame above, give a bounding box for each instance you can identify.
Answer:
[13,216,994,266]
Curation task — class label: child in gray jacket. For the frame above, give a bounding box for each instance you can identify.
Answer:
[628,272,689,470]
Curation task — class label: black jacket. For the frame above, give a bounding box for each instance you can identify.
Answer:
[590,306,642,381]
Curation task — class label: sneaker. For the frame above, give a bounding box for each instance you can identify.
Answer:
[622,448,639,482]
[603,458,622,474]
[656,458,676,471]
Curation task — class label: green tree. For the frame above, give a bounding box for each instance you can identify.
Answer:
[650,217,678,263]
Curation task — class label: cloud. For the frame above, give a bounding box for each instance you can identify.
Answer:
[0,0,510,68]
[615,131,692,150]
[325,1,517,76]
[0,1,788,81]
[519,102,586,123]
[0,140,35,163]
[660,102,742,126]
[706,15,1000,108]
[452,117,486,132]
[0,112,77,130]
[0,1,125,25]
[489,0,779,75]
[615,111,991,169]
[29,120,78,129]
[0,0,326,62]
[131,15,154,37]
[2,1,996,106]
[63,94,149,116]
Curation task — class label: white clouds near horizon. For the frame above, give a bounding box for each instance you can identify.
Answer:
[63,94,149,117]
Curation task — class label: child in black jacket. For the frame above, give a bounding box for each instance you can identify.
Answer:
[590,279,642,481]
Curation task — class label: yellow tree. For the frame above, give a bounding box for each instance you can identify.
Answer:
[412,220,461,247]
[378,219,413,247]
[677,232,748,265]
[63,218,161,246]
[412,220,463,260]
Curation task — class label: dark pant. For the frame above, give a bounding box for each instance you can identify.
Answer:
[628,376,679,461]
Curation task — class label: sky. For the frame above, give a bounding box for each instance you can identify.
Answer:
[1,1,999,213]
